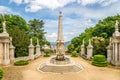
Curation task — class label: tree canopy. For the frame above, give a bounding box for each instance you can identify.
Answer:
[68,14,120,56]
[0,14,47,57]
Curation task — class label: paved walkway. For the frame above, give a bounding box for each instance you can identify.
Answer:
[2,55,120,80]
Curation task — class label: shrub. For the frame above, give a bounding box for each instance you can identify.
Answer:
[0,68,3,80]
[44,49,51,57]
[71,51,78,57]
[14,60,29,66]
[92,55,108,67]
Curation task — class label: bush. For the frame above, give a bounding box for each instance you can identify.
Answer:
[14,60,29,66]
[71,51,78,57]
[44,49,51,57]
[92,55,108,67]
[0,68,3,80]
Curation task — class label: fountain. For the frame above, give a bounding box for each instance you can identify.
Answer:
[39,12,83,73]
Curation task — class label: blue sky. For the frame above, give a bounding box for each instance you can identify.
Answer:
[0,0,120,42]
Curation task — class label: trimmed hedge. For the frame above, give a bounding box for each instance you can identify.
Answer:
[14,60,29,66]
[92,55,108,67]
[44,49,51,57]
[0,68,3,80]
[71,51,78,57]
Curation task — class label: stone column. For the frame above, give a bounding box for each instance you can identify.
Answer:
[3,43,10,65]
[0,43,3,65]
[115,42,118,62]
[106,45,112,63]
[119,43,120,61]
[112,43,115,61]
[81,39,85,56]
[87,39,93,60]
[29,38,34,60]
[36,39,41,57]
[10,45,15,63]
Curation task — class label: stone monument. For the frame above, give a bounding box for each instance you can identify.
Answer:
[81,39,85,56]
[39,12,83,73]
[56,12,65,61]
[107,20,120,66]
[0,16,15,65]
[28,38,34,60]
[87,39,93,60]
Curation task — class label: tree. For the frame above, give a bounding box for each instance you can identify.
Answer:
[91,37,108,56]
[8,27,29,57]
[28,19,47,46]
[67,44,74,53]
[0,14,30,57]
[69,14,120,56]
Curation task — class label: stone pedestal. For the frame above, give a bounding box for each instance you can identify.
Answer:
[29,38,34,60]
[36,45,41,56]
[106,45,112,63]
[29,45,34,60]
[10,44,15,63]
[81,40,85,56]
[87,39,93,60]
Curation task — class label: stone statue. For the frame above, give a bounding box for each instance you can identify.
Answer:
[2,21,7,33]
[82,39,84,44]
[2,14,7,33]
[30,38,33,45]
[115,20,119,32]
[37,38,39,45]
[89,39,91,45]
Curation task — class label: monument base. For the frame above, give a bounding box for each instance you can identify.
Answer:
[39,58,83,73]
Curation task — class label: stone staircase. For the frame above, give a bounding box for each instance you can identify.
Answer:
[39,63,82,73]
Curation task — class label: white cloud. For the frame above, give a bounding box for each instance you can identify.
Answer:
[46,32,57,42]
[80,0,99,5]
[44,17,95,42]
[99,0,119,6]
[9,0,120,12]
[24,0,75,12]
[10,0,23,4]
[25,5,42,12]
[0,6,21,17]
[0,6,12,14]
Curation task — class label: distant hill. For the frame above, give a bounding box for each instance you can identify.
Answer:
[50,41,71,48]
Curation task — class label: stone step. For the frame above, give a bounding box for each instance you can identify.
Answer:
[40,64,82,73]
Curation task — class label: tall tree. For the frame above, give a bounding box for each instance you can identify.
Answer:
[0,14,30,57]
[28,19,46,46]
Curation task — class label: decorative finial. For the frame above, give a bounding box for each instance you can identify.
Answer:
[89,39,91,45]
[59,11,62,17]
[109,37,112,45]
[30,38,33,45]
[82,39,84,44]
[115,20,119,32]
[2,14,7,33]
[37,38,39,45]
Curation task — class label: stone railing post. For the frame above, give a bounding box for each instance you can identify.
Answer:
[35,39,41,57]
[29,38,34,60]
[9,37,15,63]
[81,39,85,56]
[87,39,93,60]
[10,44,15,63]
[106,45,112,63]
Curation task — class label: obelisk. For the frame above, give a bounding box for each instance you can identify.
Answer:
[56,12,65,60]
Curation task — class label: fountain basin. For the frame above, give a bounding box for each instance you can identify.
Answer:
[50,57,70,65]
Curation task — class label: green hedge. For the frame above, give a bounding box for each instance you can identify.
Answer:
[0,68,3,80]
[71,51,78,57]
[92,55,108,67]
[44,49,51,57]
[14,60,29,66]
